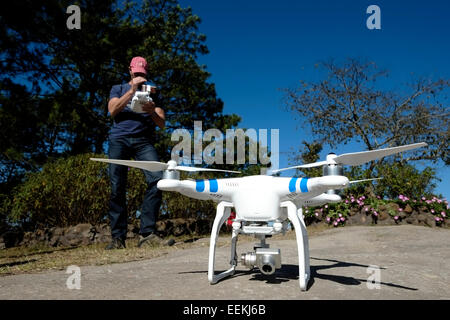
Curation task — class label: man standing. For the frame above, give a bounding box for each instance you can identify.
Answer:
[106,56,165,249]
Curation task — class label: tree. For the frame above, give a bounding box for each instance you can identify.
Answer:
[289,141,323,178]
[283,58,448,198]
[285,58,450,191]
[1,0,246,231]
[0,0,240,189]
[283,58,449,170]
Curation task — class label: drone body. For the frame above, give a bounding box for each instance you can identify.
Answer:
[91,142,427,291]
[158,175,348,221]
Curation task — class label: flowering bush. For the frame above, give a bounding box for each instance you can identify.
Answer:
[393,194,448,225]
[303,193,449,228]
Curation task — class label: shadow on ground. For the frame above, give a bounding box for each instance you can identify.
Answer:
[179,256,418,291]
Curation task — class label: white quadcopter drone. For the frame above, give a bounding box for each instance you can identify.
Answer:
[91,142,427,291]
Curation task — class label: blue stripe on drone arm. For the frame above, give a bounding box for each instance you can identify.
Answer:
[300,177,309,193]
[196,180,205,192]
[209,179,218,193]
[289,177,298,192]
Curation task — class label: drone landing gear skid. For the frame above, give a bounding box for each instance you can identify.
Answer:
[208,201,237,284]
[282,201,311,291]
[207,201,311,291]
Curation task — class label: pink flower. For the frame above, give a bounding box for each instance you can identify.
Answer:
[345,200,349,204]
[340,217,345,222]
[435,217,441,222]
[333,221,338,227]
[365,207,369,212]
[326,217,331,222]
[339,213,343,218]
[315,212,319,217]
[441,212,446,217]
[431,209,435,213]
[373,211,378,217]
[422,197,426,201]
[325,205,328,209]
[398,208,403,212]
[394,216,399,220]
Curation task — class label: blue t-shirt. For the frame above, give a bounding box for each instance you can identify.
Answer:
[109,83,162,138]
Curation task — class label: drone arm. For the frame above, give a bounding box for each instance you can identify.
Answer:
[283,176,349,199]
[157,179,231,202]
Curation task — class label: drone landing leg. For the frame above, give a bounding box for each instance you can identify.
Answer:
[283,201,311,291]
[208,201,235,284]
[298,207,311,278]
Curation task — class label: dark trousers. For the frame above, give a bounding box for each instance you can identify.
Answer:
[108,135,162,240]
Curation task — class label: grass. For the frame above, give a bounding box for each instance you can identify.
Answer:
[0,224,334,277]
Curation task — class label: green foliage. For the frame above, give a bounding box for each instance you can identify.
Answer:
[290,141,323,177]
[6,153,236,229]
[8,154,110,228]
[7,153,155,229]
[161,192,216,220]
[374,162,439,200]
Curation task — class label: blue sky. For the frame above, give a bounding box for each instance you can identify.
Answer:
[179,0,450,199]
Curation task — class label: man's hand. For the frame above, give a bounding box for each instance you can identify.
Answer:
[130,76,147,93]
[141,101,156,114]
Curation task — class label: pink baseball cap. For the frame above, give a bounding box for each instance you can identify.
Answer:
[129,56,148,75]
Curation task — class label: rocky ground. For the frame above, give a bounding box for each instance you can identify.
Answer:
[1,201,448,250]
[0,225,448,300]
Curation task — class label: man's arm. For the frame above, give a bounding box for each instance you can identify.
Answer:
[108,89,134,118]
[142,103,165,129]
[108,76,146,118]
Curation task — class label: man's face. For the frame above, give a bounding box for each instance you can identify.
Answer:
[129,67,147,79]
[133,72,147,78]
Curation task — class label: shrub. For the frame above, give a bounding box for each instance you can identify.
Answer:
[8,153,153,228]
[374,163,439,200]
[7,153,219,229]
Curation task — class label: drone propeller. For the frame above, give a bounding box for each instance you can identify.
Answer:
[90,158,241,174]
[272,142,427,174]
[349,177,383,184]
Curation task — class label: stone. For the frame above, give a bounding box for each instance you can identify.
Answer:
[404,204,413,214]
[349,207,360,216]
[425,216,436,228]
[417,213,427,223]
[378,210,389,221]
[406,212,419,225]
[1,231,24,248]
[347,213,372,226]
[385,202,399,212]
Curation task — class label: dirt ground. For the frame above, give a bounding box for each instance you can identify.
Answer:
[0,225,449,300]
